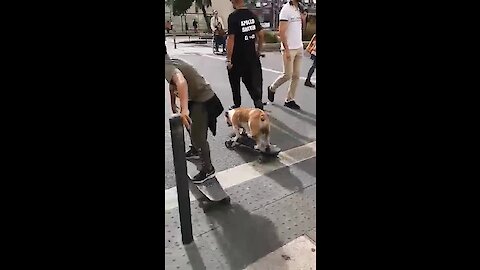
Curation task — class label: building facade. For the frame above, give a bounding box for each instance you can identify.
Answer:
[165,0,315,33]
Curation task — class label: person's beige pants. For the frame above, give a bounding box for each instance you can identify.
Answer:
[270,48,303,102]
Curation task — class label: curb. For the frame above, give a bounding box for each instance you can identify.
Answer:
[177,40,208,44]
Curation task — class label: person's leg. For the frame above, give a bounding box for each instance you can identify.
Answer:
[184,101,198,157]
[185,128,200,159]
[268,50,294,101]
[307,60,315,80]
[286,49,303,102]
[305,55,316,87]
[242,58,263,109]
[221,36,226,52]
[214,35,219,51]
[190,103,214,178]
[228,65,242,108]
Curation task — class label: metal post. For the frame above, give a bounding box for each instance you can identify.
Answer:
[169,114,193,245]
[173,30,177,49]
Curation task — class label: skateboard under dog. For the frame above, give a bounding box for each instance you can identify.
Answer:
[187,175,231,212]
[225,132,281,162]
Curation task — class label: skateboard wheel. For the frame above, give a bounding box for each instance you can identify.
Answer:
[225,140,234,149]
[221,197,231,204]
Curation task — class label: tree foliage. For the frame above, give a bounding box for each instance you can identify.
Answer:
[195,0,211,9]
[195,0,212,33]
[172,0,194,16]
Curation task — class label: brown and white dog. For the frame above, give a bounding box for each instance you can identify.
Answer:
[225,108,271,152]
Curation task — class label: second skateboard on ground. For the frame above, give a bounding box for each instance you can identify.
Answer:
[225,132,281,162]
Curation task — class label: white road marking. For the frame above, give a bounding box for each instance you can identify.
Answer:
[164,141,316,211]
[200,54,316,84]
[243,236,316,270]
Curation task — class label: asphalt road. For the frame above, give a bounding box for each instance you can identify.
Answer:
[164,37,317,190]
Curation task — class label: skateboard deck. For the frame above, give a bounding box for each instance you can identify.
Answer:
[187,174,231,212]
[191,177,229,202]
[225,133,281,160]
[189,172,230,211]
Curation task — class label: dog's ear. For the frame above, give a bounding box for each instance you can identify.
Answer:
[225,111,232,126]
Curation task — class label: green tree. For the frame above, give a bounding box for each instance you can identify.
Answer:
[245,0,256,8]
[195,0,212,33]
[169,0,193,16]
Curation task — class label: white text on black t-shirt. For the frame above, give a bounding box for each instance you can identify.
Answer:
[241,19,256,32]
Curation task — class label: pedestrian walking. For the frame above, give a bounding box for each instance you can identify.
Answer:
[165,21,172,34]
[267,0,308,110]
[165,45,224,183]
[193,19,198,33]
[226,0,265,110]
[304,33,316,88]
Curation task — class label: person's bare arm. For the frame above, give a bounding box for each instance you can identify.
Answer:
[301,12,307,29]
[210,18,216,32]
[278,21,290,59]
[219,17,225,30]
[170,72,191,128]
[226,34,234,68]
[169,82,178,113]
[256,29,264,55]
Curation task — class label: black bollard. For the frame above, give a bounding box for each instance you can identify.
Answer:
[169,114,193,245]
[173,30,177,49]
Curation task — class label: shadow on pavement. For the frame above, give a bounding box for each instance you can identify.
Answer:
[205,203,283,270]
[294,156,317,179]
[266,167,305,193]
[269,117,314,144]
[271,103,317,127]
[184,242,208,270]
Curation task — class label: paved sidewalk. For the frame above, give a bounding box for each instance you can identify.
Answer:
[165,157,316,269]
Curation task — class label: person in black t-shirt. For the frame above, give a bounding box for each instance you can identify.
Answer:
[226,0,265,110]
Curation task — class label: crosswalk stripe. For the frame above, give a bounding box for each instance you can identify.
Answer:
[164,141,316,211]
[194,54,316,84]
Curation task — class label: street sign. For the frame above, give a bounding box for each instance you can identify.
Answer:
[261,22,271,28]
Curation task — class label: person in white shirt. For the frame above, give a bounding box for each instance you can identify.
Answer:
[267,0,307,110]
[210,10,226,53]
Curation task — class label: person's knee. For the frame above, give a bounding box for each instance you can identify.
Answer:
[196,139,209,153]
[282,72,292,81]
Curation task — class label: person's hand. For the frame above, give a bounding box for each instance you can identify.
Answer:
[226,60,233,70]
[284,49,291,60]
[180,109,192,130]
[301,12,308,21]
